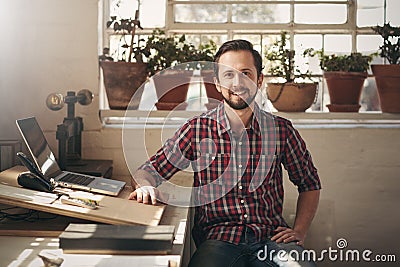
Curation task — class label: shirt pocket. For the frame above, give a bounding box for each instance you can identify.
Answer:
[248,154,277,192]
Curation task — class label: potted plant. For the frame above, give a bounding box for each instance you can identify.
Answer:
[265,32,317,112]
[146,30,217,110]
[145,29,194,110]
[99,6,150,110]
[371,22,400,113]
[316,51,375,112]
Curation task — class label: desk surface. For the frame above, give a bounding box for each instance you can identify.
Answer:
[0,204,190,267]
[0,166,192,267]
[0,166,165,226]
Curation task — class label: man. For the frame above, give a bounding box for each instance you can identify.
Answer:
[129,40,321,267]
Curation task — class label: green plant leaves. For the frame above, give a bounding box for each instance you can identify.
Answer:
[317,52,375,72]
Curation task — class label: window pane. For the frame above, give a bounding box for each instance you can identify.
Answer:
[109,34,149,62]
[357,35,381,54]
[110,0,137,18]
[357,0,384,27]
[261,35,278,62]
[200,35,228,47]
[175,4,227,23]
[232,4,289,23]
[184,34,225,48]
[295,35,323,75]
[141,0,166,27]
[233,35,262,52]
[357,35,384,64]
[324,35,351,53]
[358,0,400,27]
[295,4,347,24]
[109,35,129,61]
[263,34,284,80]
[387,0,400,25]
[110,0,165,27]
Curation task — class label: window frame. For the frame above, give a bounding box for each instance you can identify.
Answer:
[99,0,389,121]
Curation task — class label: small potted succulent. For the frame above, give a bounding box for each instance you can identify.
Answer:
[371,22,400,113]
[316,51,375,112]
[265,31,317,112]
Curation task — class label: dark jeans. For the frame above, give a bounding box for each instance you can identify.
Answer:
[188,227,317,267]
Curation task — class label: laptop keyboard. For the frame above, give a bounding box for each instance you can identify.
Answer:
[59,173,95,186]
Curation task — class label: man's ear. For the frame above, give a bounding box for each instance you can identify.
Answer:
[213,77,222,93]
[257,75,264,89]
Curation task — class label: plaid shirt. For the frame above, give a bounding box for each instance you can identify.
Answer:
[139,103,321,245]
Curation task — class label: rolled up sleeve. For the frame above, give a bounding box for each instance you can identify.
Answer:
[283,121,321,193]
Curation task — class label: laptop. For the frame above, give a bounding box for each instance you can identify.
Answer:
[16,117,126,196]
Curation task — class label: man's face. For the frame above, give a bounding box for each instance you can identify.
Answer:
[215,50,262,110]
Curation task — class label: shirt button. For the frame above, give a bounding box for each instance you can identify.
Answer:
[240,199,244,204]
[238,185,243,190]
[244,214,248,218]
[238,164,242,168]
[238,142,242,145]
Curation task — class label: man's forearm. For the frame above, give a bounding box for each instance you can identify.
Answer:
[293,189,320,238]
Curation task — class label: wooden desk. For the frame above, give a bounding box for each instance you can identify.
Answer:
[0,166,165,225]
[0,166,192,267]
[0,205,190,267]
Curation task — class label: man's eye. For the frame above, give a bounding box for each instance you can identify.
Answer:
[223,72,234,78]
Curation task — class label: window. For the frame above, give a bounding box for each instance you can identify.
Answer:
[100,0,399,115]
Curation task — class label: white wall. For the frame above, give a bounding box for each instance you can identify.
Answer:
[0,0,101,142]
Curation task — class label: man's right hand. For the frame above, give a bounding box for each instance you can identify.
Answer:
[128,186,159,205]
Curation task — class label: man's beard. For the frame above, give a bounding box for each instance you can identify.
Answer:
[222,86,257,110]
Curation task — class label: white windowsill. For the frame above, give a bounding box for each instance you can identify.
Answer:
[100,110,400,129]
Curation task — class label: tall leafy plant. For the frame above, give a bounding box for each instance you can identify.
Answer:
[102,0,149,63]
[106,15,149,63]
[265,31,314,83]
[371,23,400,65]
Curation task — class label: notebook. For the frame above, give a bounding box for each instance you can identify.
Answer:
[16,117,126,196]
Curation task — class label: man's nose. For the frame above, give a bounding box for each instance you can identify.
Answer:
[233,73,241,86]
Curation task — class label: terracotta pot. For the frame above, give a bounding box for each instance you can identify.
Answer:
[371,64,400,113]
[100,61,148,110]
[155,102,188,111]
[267,83,317,112]
[152,70,192,110]
[324,71,367,111]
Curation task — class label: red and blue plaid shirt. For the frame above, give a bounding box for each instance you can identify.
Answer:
[139,103,321,245]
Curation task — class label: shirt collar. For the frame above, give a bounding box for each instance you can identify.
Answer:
[216,102,262,136]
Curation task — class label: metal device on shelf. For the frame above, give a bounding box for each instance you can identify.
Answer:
[46,89,113,178]
[46,89,94,170]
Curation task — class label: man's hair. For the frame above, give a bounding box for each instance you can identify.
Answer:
[213,39,263,79]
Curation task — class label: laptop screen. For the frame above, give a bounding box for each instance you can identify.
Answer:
[16,117,62,179]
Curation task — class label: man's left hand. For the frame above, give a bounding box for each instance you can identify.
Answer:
[271,226,305,246]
